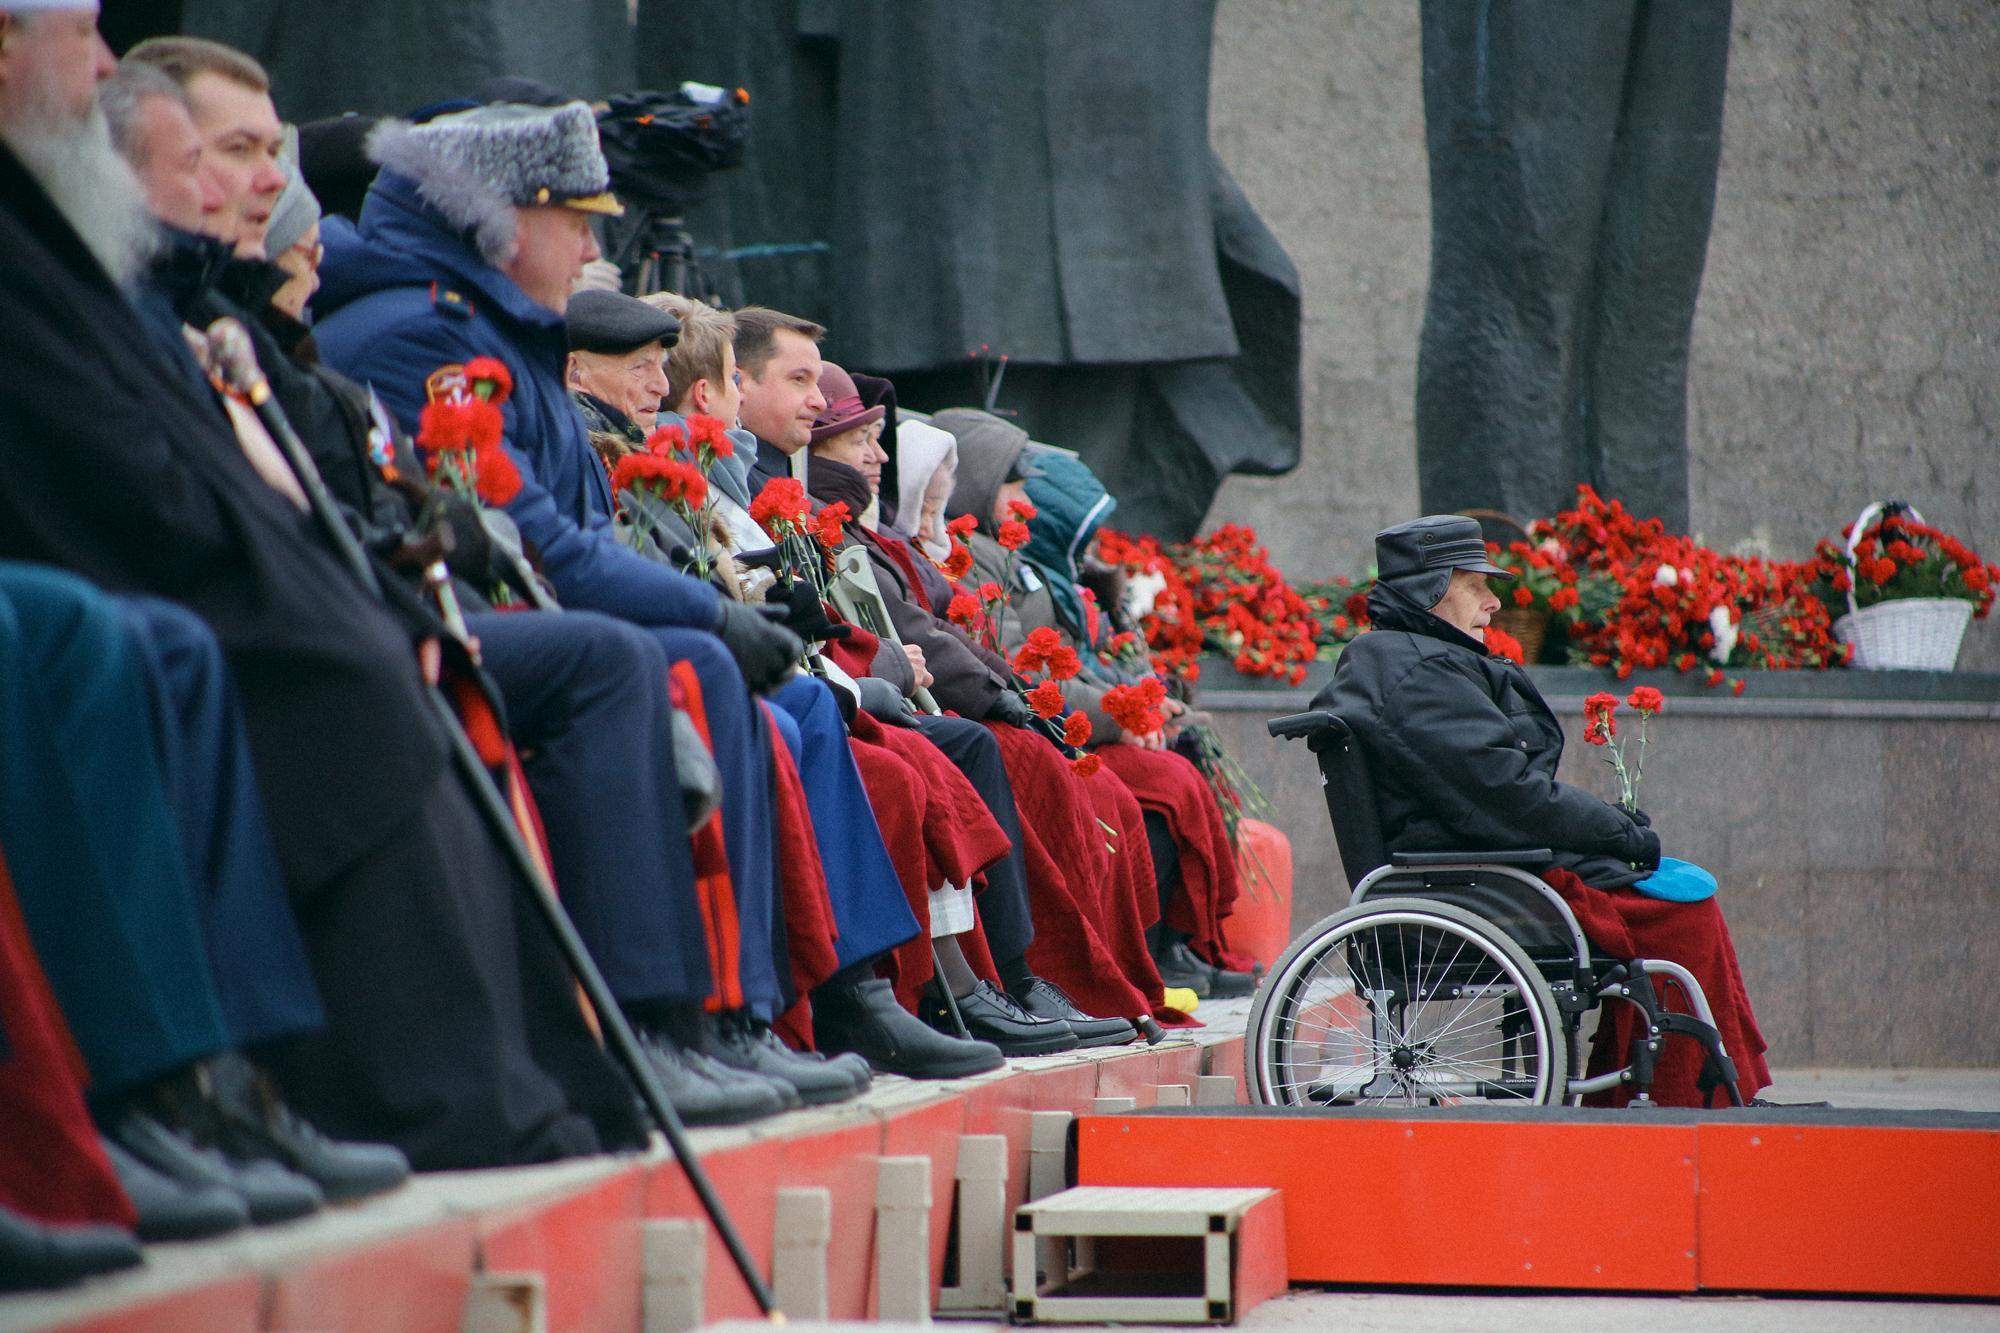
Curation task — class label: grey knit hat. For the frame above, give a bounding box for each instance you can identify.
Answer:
[933,407,1038,526]
[368,101,621,260]
[263,127,323,259]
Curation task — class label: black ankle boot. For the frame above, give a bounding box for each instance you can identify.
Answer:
[1006,977,1138,1048]
[921,981,1078,1057]
[814,977,1004,1078]
[202,1053,409,1204]
[0,1205,142,1290]
[1154,938,1256,999]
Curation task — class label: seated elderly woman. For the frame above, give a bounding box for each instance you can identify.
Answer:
[1312,515,1771,1107]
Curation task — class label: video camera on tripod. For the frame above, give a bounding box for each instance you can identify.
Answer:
[596,82,751,300]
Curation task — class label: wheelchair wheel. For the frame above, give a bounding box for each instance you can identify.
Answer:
[1245,897,1568,1107]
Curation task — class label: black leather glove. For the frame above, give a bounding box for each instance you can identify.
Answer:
[984,689,1032,728]
[772,577,852,645]
[734,545,787,571]
[1627,806,1653,828]
[712,599,804,693]
[1629,825,1663,871]
[856,676,920,727]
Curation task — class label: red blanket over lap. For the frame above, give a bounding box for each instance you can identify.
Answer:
[1095,744,1255,974]
[1076,765,1198,1027]
[1541,867,1772,1107]
[855,715,1012,1006]
[983,724,1160,1023]
[0,850,134,1227]
[764,704,841,1050]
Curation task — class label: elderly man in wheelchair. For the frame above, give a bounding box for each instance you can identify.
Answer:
[1256,515,1772,1110]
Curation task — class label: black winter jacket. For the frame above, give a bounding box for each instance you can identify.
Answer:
[1312,597,1661,888]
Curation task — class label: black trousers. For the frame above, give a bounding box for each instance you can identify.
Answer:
[263,767,645,1169]
[911,713,1034,964]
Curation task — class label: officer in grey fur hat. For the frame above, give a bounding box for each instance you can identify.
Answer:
[314,99,1009,1084]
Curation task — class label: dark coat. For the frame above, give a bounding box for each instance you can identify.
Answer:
[0,144,448,895]
[1311,600,1660,889]
[311,173,721,632]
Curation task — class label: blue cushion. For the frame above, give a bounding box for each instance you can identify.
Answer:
[1633,857,1717,903]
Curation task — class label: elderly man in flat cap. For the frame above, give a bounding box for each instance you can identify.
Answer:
[1311,515,1772,1107]
[314,99,1004,1078]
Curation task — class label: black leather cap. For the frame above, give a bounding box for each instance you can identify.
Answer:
[1374,514,1514,602]
[565,289,681,353]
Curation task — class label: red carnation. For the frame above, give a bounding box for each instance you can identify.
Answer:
[749,476,810,536]
[1625,685,1665,714]
[1062,712,1092,747]
[686,413,734,457]
[417,399,473,454]
[947,593,984,629]
[1048,645,1082,681]
[1511,585,1534,607]
[946,514,978,538]
[1008,498,1039,523]
[941,542,974,581]
[473,445,522,505]
[815,501,851,548]
[976,581,1004,604]
[996,520,1030,551]
[463,356,513,404]
[645,424,689,458]
[1070,753,1102,778]
[1025,680,1065,719]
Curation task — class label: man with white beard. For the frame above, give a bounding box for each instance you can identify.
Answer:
[0,3,650,1172]
[0,3,153,285]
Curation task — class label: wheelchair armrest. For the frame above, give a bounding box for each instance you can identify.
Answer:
[1388,848,1552,868]
[1268,709,1342,741]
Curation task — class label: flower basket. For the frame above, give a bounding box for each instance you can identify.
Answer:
[1830,502,1975,670]
[1833,597,1972,670]
[1490,607,1550,663]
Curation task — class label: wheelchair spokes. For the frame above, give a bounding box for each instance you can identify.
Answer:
[1251,902,1567,1107]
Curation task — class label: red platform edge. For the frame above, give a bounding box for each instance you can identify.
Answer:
[1075,1111,2000,1299]
[33,1035,1246,1333]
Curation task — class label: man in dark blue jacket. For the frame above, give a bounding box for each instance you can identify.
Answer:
[312,99,998,1076]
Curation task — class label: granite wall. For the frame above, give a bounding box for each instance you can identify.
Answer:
[1203,0,2000,666]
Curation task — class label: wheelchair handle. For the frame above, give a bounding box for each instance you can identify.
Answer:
[1268,709,1343,741]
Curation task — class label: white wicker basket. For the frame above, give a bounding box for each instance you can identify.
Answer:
[1833,597,1972,670]
[1831,501,1975,670]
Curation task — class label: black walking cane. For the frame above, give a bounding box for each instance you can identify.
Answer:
[203,319,781,1318]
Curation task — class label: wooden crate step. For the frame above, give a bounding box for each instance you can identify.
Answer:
[1010,1185,1286,1325]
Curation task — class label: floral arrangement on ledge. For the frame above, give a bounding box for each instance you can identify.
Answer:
[1098,525,1320,684]
[1098,490,1996,689]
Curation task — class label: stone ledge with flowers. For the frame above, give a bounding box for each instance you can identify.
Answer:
[1100,494,2000,1070]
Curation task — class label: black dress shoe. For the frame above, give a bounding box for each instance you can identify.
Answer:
[1155,940,1257,999]
[0,1205,143,1290]
[103,1107,321,1226]
[923,981,1079,1057]
[99,1136,247,1242]
[202,1054,410,1204]
[1007,977,1139,1049]
[637,1029,788,1126]
[698,1012,864,1106]
[814,977,1005,1078]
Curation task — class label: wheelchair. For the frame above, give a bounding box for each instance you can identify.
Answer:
[1248,709,1744,1109]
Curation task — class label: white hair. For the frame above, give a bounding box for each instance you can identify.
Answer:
[2,52,159,287]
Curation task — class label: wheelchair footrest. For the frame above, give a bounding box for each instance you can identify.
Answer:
[1011,1185,1287,1325]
